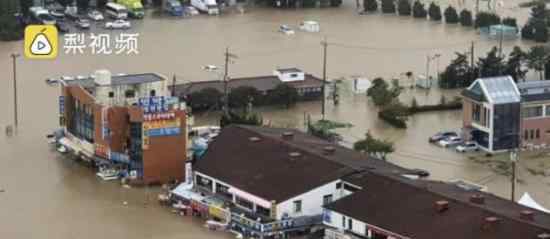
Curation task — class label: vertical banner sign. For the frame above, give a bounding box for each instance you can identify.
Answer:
[142,122,149,150]
[59,96,65,126]
[101,106,109,140]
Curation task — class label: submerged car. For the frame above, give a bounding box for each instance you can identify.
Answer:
[75,18,91,29]
[279,25,295,35]
[429,131,458,143]
[438,136,463,148]
[56,20,70,33]
[49,9,65,19]
[185,6,199,16]
[105,20,131,29]
[456,141,480,153]
[88,10,104,21]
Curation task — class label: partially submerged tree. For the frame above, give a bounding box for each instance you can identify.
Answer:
[475,11,500,28]
[477,47,505,78]
[397,0,411,16]
[366,78,402,107]
[228,86,263,108]
[381,0,396,13]
[504,46,527,82]
[412,0,427,18]
[439,52,476,88]
[526,46,549,80]
[188,87,223,111]
[459,9,473,26]
[353,131,395,160]
[444,6,459,24]
[428,2,442,21]
[268,84,298,108]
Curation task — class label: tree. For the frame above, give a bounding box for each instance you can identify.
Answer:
[397,0,411,16]
[460,9,473,26]
[533,19,548,42]
[526,46,549,80]
[366,78,402,107]
[308,119,352,142]
[378,101,410,128]
[381,0,396,13]
[505,46,527,82]
[475,12,500,28]
[269,84,298,108]
[364,0,378,12]
[439,52,476,88]
[19,0,33,16]
[188,88,223,111]
[444,6,458,24]
[477,47,505,78]
[502,17,518,27]
[220,110,263,127]
[0,0,23,41]
[428,2,441,21]
[353,131,395,160]
[412,0,427,18]
[228,86,263,108]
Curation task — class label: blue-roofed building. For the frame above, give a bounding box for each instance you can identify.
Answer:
[462,76,550,153]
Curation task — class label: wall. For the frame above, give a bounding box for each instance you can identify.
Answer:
[95,80,167,106]
[276,180,341,220]
[142,110,187,183]
[522,117,550,145]
[323,210,368,237]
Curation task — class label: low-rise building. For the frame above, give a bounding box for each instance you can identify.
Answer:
[57,70,189,183]
[461,76,550,153]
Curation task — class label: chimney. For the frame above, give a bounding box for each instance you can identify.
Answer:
[282,132,294,140]
[538,233,550,239]
[482,217,500,230]
[470,194,485,205]
[323,146,336,155]
[434,200,449,213]
[520,210,535,221]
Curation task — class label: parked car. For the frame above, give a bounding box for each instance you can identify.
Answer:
[456,141,479,153]
[429,131,458,143]
[88,10,104,21]
[410,169,430,178]
[105,19,131,29]
[56,20,70,33]
[75,18,91,29]
[185,6,199,16]
[65,5,79,20]
[438,136,463,148]
[279,25,295,35]
[49,9,65,19]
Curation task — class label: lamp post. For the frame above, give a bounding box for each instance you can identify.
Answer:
[11,53,20,129]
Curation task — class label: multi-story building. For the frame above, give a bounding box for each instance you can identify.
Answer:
[57,70,189,183]
[462,76,550,153]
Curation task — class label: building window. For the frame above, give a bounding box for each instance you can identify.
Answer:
[236,196,253,210]
[523,106,543,118]
[323,194,333,205]
[343,183,360,193]
[108,91,114,98]
[530,129,535,140]
[336,182,342,189]
[348,218,353,230]
[536,129,540,139]
[150,90,156,97]
[256,206,271,217]
[290,73,298,78]
[472,104,481,122]
[524,130,529,140]
[546,105,550,116]
[196,175,212,191]
[215,183,232,200]
[125,90,135,98]
[293,200,302,213]
[342,215,346,228]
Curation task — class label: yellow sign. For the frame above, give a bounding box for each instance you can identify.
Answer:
[24,25,58,59]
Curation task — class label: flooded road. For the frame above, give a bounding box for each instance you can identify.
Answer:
[1,0,549,238]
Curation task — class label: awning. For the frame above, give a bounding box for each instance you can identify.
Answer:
[58,137,82,154]
[171,183,204,201]
[518,192,550,213]
[228,187,272,209]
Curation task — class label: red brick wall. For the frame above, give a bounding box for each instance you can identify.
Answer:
[522,117,550,145]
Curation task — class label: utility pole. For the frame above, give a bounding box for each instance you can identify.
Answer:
[172,74,177,97]
[321,37,328,120]
[510,149,517,201]
[11,53,20,129]
[222,47,237,117]
[470,41,475,70]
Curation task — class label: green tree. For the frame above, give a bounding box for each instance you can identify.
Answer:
[353,131,395,160]
[188,88,223,111]
[228,86,263,108]
[533,19,548,42]
[505,46,527,82]
[526,46,549,80]
[0,0,23,41]
[220,110,263,127]
[366,78,402,107]
[428,2,441,21]
[502,17,518,27]
[439,52,476,88]
[381,0,396,13]
[412,0,427,18]
[269,84,298,108]
[475,12,500,28]
[364,0,378,11]
[378,102,410,128]
[459,9,473,26]
[477,47,505,78]
[444,6,458,24]
[397,0,411,16]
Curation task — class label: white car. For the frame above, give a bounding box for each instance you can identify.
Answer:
[105,20,131,29]
[456,142,479,153]
[88,10,104,21]
[279,25,295,35]
[185,6,199,16]
[438,136,463,148]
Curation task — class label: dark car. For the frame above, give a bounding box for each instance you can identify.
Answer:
[410,169,430,178]
[75,18,91,30]
[56,20,70,33]
[429,131,458,143]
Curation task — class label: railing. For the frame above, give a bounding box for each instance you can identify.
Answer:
[229,213,322,234]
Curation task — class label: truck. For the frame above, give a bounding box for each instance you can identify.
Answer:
[117,0,145,19]
[191,0,219,15]
[163,0,184,16]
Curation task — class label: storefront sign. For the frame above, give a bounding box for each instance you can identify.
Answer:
[111,152,130,164]
[138,96,170,114]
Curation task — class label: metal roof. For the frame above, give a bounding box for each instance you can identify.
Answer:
[64,73,164,88]
[467,76,521,104]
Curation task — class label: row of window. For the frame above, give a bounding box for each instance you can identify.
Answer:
[108,89,157,99]
[523,105,550,118]
[523,129,550,141]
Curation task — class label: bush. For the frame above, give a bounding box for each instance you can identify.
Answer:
[364,0,378,11]
[381,0,396,13]
[412,0,427,18]
[187,87,223,111]
[459,9,473,26]
[502,17,517,27]
[397,0,411,16]
[268,84,298,108]
[330,0,343,7]
[228,86,263,108]
[444,6,459,24]
[428,2,441,21]
[475,11,500,28]
[220,110,263,127]
[302,0,318,8]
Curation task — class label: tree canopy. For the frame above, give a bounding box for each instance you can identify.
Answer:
[188,87,223,111]
[477,47,505,78]
[475,12,500,28]
[526,46,549,80]
[353,131,395,160]
[397,0,411,16]
[412,0,427,18]
[444,6,459,24]
[428,2,442,21]
[269,84,298,108]
[228,86,263,109]
[459,9,473,26]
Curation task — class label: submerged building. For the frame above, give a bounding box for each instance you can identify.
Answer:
[57,70,189,183]
[462,76,550,153]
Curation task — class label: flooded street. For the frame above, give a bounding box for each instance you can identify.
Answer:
[1,0,549,238]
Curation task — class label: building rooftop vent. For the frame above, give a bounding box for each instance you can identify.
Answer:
[323,146,336,155]
[470,194,485,205]
[538,233,550,239]
[289,152,302,160]
[435,200,449,213]
[520,210,535,221]
[282,132,294,140]
[249,137,261,142]
[482,217,501,230]
[94,69,112,86]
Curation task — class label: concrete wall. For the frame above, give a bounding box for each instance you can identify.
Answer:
[521,102,550,146]
[95,80,168,106]
[276,180,341,219]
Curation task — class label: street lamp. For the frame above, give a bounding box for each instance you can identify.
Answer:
[202,65,228,115]
[10,53,20,129]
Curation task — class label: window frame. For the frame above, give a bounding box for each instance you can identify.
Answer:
[293,200,302,213]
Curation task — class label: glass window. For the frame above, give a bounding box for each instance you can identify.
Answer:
[546,105,550,116]
[323,194,333,205]
[530,129,535,140]
[293,200,302,213]
[125,90,135,98]
[348,218,353,230]
[236,196,253,210]
[336,182,342,189]
[523,106,543,118]
[472,104,481,122]
[256,206,270,217]
[536,129,540,139]
[215,183,231,199]
[342,215,346,228]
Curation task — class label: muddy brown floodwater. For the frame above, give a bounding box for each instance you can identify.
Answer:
[1,0,549,238]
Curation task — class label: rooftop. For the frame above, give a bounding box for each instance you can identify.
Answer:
[193,125,411,202]
[276,68,303,73]
[462,76,521,104]
[326,171,550,239]
[64,73,165,88]
[518,80,550,102]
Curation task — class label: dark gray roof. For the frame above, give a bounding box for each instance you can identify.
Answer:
[64,73,165,88]
[518,80,550,102]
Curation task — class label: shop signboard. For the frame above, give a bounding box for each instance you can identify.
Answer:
[147,127,181,137]
[138,96,171,114]
[111,152,130,164]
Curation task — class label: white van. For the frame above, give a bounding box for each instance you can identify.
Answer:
[191,0,219,15]
[105,2,128,19]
